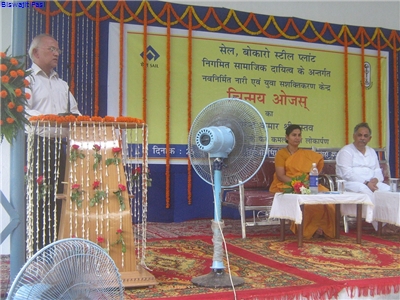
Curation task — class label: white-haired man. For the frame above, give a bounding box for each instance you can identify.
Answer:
[26,33,80,117]
[336,122,398,234]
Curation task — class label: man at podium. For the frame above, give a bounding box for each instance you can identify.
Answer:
[25,34,81,250]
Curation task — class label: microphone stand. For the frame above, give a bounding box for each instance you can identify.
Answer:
[58,89,79,117]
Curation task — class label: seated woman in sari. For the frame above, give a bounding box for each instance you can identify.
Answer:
[269,124,336,239]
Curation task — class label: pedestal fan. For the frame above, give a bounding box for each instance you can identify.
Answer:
[7,238,124,299]
[188,98,268,287]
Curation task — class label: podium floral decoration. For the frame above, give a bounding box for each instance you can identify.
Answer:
[97,235,104,245]
[70,144,85,162]
[112,228,126,253]
[71,183,84,207]
[132,166,152,187]
[283,173,310,194]
[0,48,32,144]
[90,180,106,206]
[113,184,126,210]
[92,144,102,170]
[105,147,121,166]
[37,175,52,200]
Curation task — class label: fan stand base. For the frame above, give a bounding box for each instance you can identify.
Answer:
[191,269,244,288]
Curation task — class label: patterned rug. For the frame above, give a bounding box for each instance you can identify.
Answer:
[124,232,400,300]
[145,218,285,239]
[1,219,399,299]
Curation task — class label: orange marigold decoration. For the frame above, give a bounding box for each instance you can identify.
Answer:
[76,115,91,122]
[104,115,115,122]
[165,4,171,208]
[91,116,103,122]
[2,75,9,83]
[343,28,349,145]
[0,48,32,144]
[187,7,193,205]
[10,58,18,65]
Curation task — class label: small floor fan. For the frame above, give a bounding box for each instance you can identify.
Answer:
[7,238,124,299]
[188,98,268,287]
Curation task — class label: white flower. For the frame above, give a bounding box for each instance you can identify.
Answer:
[300,186,311,194]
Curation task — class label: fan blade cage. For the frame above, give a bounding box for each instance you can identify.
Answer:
[7,238,124,300]
[188,98,268,188]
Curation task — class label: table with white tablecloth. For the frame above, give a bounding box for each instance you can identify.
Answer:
[269,192,373,247]
[373,191,400,234]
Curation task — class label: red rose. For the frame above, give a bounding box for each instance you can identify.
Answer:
[72,144,80,150]
[72,183,80,190]
[116,229,123,234]
[112,147,122,153]
[93,144,101,151]
[36,175,44,185]
[97,236,104,243]
[92,180,100,189]
[118,184,126,191]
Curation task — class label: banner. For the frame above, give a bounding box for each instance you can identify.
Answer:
[108,24,389,161]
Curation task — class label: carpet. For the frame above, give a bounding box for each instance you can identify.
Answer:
[1,220,399,299]
[124,231,400,300]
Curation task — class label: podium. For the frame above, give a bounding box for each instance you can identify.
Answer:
[26,120,157,288]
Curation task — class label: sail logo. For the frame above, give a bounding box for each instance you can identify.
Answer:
[140,46,160,68]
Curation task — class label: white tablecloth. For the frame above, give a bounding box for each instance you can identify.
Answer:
[269,192,373,224]
[373,191,400,226]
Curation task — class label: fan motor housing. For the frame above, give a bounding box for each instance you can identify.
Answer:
[195,126,235,158]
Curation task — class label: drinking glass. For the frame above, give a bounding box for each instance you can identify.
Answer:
[336,179,345,194]
[389,178,399,192]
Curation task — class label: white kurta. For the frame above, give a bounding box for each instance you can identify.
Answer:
[336,143,390,229]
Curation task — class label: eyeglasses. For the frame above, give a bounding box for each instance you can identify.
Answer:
[40,46,62,54]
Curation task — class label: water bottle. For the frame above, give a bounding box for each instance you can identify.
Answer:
[309,163,319,194]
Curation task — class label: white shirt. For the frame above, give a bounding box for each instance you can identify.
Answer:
[25,63,81,137]
[336,143,384,183]
[26,63,80,116]
[336,143,390,228]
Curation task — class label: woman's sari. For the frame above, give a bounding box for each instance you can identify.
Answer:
[270,149,336,239]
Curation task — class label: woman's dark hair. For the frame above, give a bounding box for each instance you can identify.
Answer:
[285,124,302,143]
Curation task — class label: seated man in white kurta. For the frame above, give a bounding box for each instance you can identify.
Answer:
[336,122,392,232]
